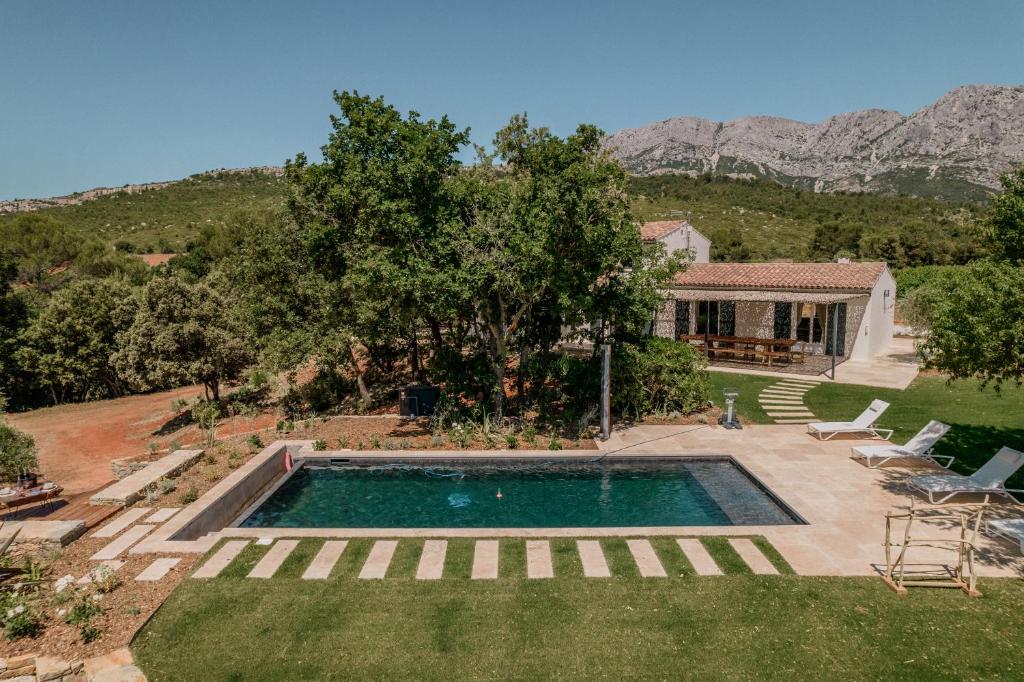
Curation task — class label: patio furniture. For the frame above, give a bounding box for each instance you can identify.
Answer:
[851,420,952,468]
[806,399,892,440]
[907,447,1024,504]
[681,334,797,367]
[882,495,985,597]
[985,518,1024,553]
[0,483,64,519]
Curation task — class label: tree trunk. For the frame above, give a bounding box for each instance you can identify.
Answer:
[350,343,371,401]
[209,380,220,402]
[409,326,422,383]
[428,318,444,360]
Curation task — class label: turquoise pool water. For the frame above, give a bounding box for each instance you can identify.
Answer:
[240,457,799,528]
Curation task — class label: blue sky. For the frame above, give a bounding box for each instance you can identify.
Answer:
[2,0,1022,200]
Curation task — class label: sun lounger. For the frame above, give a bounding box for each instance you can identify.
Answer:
[986,518,1024,553]
[908,446,1024,504]
[851,420,952,468]
[806,399,892,440]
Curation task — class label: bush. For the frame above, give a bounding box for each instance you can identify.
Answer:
[612,338,710,418]
[0,422,38,482]
[179,484,199,504]
[312,439,327,451]
[894,265,964,299]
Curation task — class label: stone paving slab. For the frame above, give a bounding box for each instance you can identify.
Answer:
[677,538,723,575]
[358,540,398,579]
[303,540,347,580]
[416,540,447,580]
[472,540,499,579]
[626,539,667,577]
[91,449,203,506]
[90,524,155,561]
[193,540,249,578]
[526,540,554,579]
[577,540,611,577]
[249,539,299,578]
[92,508,151,538]
[147,507,181,523]
[136,557,181,581]
[729,538,780,575]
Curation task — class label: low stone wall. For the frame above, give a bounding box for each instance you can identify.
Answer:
[110,456,157,480]
[0,647,147,681]
[3,519,86,551]
[91,450,204,507]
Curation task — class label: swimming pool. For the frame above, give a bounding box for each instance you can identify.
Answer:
[239,457,801,528]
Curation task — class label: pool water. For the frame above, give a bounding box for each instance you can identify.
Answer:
[240,458,799,528]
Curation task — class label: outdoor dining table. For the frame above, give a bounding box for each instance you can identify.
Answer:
[0,483,64,519]
[681,334,798,367]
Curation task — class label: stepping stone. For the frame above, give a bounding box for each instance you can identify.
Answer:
[767,412,815,418]
[90,524,155,561]
[471,540,499,580]
[758,398,805,404]
[92,507,150,538]
[761,388,807,396]
[626,539,667,578]
[416,540,447,580]
[302,540,347,580]
[774,418,816,424]
[729,539,780,575]
[136,557,181,581]
[146,507,180,523]
[777,381,817,388]
[358,540,398,579]
[248,539,300,578]
[77,560,125,585]
[193,540,249,578]
[764,406,814,412]
[526,540,554,579]
[677,539,723,575]
[576,540,611,578]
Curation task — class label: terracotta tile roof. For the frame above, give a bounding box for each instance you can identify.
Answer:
[672,262,887,291]
[641,220,688,241]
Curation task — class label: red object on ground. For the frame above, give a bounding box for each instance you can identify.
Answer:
[285,451,293,471]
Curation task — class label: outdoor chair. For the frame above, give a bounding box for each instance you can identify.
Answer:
[907,446,1024,504]
[985,518,1024,554]
[851,420,952,468]
[806,399,892,440]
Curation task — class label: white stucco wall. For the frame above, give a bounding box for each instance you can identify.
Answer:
[849,268,896,360]
[656,226,711,263]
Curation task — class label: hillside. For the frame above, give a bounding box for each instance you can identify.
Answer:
[1,167,986,265]
[0,169,288,252]
[605,84,1024,201]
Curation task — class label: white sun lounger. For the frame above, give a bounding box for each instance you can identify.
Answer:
[986,518,1024,553]
[851,420,952,468]
[806,399,892,441]
[908,446,1024,504]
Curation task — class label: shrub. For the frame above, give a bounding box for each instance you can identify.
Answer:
[0,422,38,482]
[94,566,123,594]
[522,426,538,448]
[505,433,519,449]
[312,439,327,451]
[612,338,710,418]
[3,608,40,640]
[179,484,199,504]
[893,265,963,299]
[548,437,562,451]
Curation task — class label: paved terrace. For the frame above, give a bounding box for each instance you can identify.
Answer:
[598,424,1024,578]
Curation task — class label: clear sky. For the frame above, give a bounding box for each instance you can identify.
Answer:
[2,0,1022,200]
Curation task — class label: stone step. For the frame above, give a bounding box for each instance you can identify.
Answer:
[761,388,808,396]
[358,540,398,579]
[526,540,554,579]
[767,412,815,418]
[577,540,611,578]
[303,540,348,580]
[761,405,812,411]
[472,540,499,580]
[677,538,723,576]
[90,524,155,561]
[773,418,816,424]
[626,539,667,578]
[249,539,299,578]
[146,507,181,523]
[729,538,780,575]
[416,540,447,580]
[193,540,250,578]
[92,508,150,538]
[136,557,181,582]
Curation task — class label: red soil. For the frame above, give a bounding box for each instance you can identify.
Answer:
[6,386,278,495]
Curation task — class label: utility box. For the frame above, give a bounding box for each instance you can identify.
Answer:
[399,384,440,417]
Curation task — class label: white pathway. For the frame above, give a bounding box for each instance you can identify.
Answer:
[757,378,820,424]
[188,538,781,580]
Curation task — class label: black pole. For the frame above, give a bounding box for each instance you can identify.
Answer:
[600,343,611,441]
[830,304,838,380]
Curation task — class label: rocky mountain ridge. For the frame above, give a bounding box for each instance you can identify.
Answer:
[603,84,1024,200]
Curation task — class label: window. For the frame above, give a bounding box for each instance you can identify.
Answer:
[674,300,690,338]
[695,301,734,336]
[796,303,825,343]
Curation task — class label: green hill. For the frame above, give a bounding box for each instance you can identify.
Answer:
[2,169,987,265]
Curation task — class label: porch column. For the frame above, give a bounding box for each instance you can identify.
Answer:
[653,298,676,339]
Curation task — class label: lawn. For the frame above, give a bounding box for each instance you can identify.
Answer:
[707,371,779,424]
[132,538,1023,681]
[804,375,1024,486]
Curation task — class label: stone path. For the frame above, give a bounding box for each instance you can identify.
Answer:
[146,507,180,523]
[92,507,150,538]
[303,540,348,580]
[136,557,181,581]
[188,538,779,580]
[90,524,155,560]
[757,378,820,424]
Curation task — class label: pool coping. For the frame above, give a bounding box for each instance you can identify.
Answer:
[131,442,808,554]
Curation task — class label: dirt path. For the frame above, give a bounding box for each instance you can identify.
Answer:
[7,386,275,495]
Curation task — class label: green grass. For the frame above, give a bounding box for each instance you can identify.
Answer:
[804,375,1024,486]
[135,565,1024,680]
[708,371,779,424]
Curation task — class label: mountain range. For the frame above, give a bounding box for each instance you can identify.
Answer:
[603,84,1024,200]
